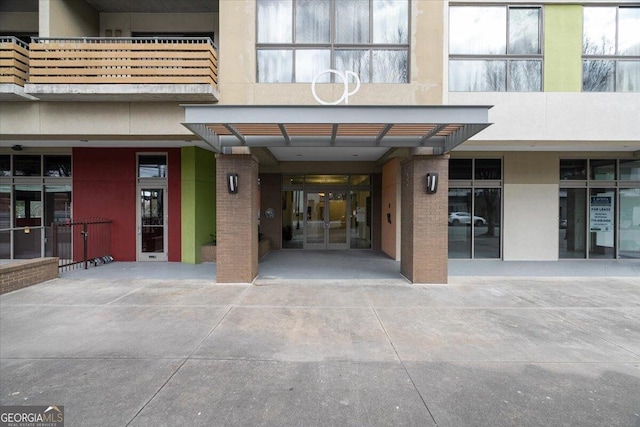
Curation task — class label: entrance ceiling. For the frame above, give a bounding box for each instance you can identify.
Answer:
[182,105,492,162]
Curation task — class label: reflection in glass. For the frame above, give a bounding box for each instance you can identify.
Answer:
[509,60,541,91]
[448,188,472,258]
[0,155,10,176]
[583,60,615,92]
[618,7,640,56]
[590,159,616,180]
[138,155,167,178]
[327,192,348,245]
[617,61,640,92]
[475,159,501,180]
[305,192,324,245]
[450,6,506,55]
[474,189,500,258]
[44,155,72,177]
[282,190,304,249]
[257,0,292,43]
[372,50,408,83]
[620,160,640,180]
[295,49,330,82]
[619,188,640,259]
[449,60,506,91]
[295,0,330,43]
[0,186,9,259]
[560,159,587,180]
[350,175,371,186]
[44,186,72,258]
[140,189,164,253]
[508,8,540,54]
[335,0,369,44]
[283,175,304,185]
[305,175,349,186]
[257,50,293,82]
[449,159,472,180]
[583,7,616,55]
[373,0,408,44]
[335,50,370,83]
[559,188,587,258]
[350,190,371,249]
[13,155,41,176]
[589,189,615,259]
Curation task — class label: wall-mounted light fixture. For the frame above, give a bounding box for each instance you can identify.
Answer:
[11,144,22,151]
[426,173,438,194]
[227,173,238,194]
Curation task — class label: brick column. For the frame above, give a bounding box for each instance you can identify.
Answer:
[215,154,259,283]
[400,155,449,284]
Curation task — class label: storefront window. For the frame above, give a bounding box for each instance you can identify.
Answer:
[619,188,640,259]
[560,159,587,180]
[559,188,587,258]
[13,155,41,177]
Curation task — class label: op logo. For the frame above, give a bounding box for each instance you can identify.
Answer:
[311,69,361,105]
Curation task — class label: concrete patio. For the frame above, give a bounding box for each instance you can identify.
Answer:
[1,253,639,426]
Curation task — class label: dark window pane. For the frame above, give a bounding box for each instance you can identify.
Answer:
[138,155,167,178]
[559,188,587,258]
[44,155,71,177]
[449,159,472,180]
[13,155,41,176]
[620,159,640,180]
[590,159,616,180]
[448,188,472,258]
[0,155,9,176]
[560,159,587,180]
[282,190,304,248]
[474,159,501,180]
[474,188,501,258]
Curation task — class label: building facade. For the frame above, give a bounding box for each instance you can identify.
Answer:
[1,0,639,283]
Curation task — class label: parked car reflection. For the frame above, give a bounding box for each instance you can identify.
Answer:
[448,212,487,226]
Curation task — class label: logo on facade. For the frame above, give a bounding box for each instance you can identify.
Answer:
[1,405,64,427]
[311,69,361,105]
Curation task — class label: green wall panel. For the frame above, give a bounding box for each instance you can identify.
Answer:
[544,5,583,92]
[181,147,216,264]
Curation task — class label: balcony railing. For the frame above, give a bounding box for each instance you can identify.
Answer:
[28,37,218,89]
[0,37,29,86]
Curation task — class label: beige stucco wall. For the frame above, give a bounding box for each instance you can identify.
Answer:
[0,102,191,137]
[40,0,99,37]
[0,13,39,34]
[503,152,559,261]
[218,0,445,105]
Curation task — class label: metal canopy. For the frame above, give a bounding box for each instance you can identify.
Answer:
[182,105,492,155]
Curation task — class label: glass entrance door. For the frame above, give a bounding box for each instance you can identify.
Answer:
[137,187,167,261]
[304,190,348,249]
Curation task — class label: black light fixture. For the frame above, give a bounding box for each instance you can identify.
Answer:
[11,144,23,151]
[426,173,438,194]
[227,173,238,194]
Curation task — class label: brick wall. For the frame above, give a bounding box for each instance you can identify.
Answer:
[400,155,449,284]
[215,154,259,283]
[0,258,59,295]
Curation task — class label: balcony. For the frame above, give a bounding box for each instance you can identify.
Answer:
[0,37,37,101]
[25,37,219,101]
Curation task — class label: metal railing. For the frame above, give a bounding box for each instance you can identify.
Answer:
[28,37,217,88]
[51,219,113,272]
[0,36,30,86]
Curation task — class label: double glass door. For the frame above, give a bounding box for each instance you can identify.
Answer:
[305,190,348,250]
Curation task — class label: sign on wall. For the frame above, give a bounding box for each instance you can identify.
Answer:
[590,195,614,232]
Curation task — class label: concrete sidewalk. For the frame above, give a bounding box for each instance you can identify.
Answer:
[1,258,639,426]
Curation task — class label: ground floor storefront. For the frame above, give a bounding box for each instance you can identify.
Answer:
[1,147,639,283]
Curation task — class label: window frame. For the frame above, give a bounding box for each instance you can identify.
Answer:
[255,0,411,84]
[448,4,544,92]
[582,5,640,92]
